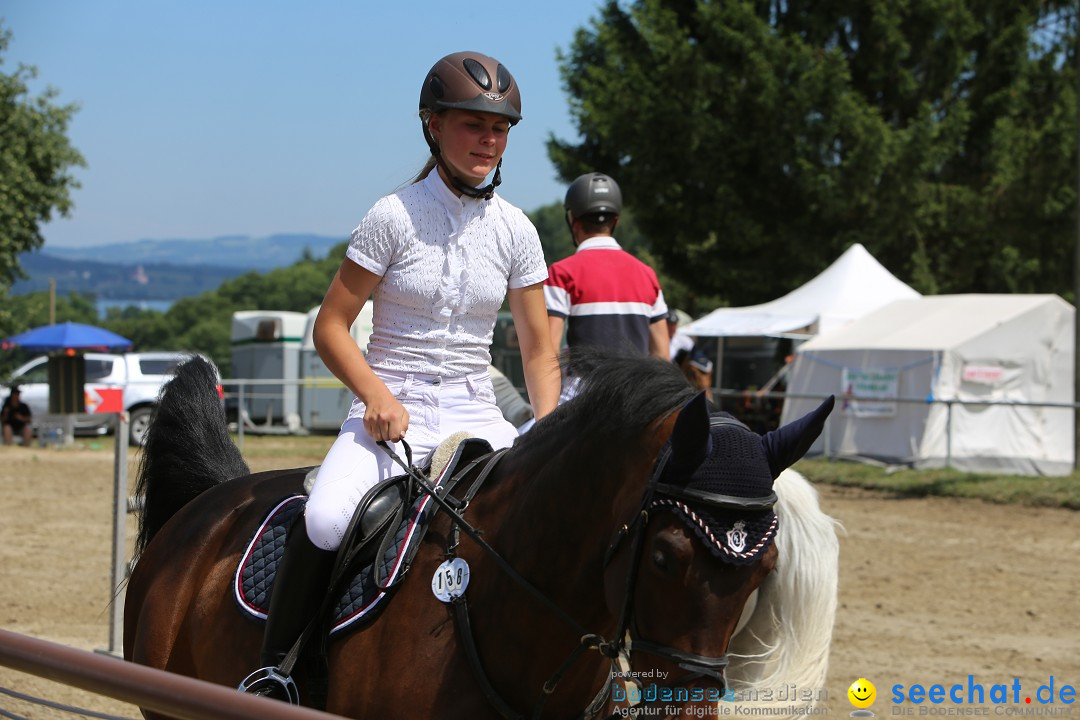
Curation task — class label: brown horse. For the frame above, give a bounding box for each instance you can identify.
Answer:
[124,353,836,719]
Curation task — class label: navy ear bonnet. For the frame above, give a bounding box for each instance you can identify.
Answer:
[654,416,779,565]
[654,394,834,565]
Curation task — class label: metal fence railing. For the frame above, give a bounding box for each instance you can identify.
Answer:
[714,388,1078,469]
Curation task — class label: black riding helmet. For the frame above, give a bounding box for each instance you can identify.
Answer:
[564,172,622,236]
[564,172,622,223]
[419,51,521,200]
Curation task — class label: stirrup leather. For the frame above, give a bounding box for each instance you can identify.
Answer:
[237,666,300,705]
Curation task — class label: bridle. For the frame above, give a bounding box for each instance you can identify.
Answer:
[602,417,777,694]
[376,416,777,719]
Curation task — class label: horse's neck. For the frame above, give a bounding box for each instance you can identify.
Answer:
[480,447,639,589]
[460,449,629,701]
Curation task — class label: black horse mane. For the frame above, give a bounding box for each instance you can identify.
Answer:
[133,355,249,558]
[521,348,699,454]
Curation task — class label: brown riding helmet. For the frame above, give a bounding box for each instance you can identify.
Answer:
[419,51,522,125]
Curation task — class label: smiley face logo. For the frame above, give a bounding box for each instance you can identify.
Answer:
[848,678,876,709]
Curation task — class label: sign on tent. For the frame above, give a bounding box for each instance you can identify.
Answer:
[841,367,899,417]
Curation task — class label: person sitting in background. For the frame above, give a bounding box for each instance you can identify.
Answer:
[1,386,33,447]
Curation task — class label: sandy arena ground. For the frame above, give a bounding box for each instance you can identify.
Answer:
[1,441,1078,719]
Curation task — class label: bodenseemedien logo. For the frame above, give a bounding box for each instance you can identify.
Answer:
[891,676,1076,715]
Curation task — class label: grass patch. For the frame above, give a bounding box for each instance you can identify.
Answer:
[230,431,334,462]
[796,458,1080,510]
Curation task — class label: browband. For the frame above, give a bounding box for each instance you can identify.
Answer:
[649,483,777,512]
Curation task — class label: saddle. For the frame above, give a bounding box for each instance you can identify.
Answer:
[234,435,497,634]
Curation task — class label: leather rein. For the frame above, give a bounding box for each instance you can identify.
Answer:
[377,418,776,720]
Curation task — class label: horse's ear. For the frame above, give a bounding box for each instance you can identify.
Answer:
[760,396,835,479]
[667,391,712,477]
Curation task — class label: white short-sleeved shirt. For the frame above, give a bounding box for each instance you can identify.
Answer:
[346,171,546,379]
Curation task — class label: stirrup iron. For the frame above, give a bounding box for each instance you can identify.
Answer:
[238,666,300,705]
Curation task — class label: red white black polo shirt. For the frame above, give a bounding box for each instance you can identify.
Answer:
[544,236,668,354]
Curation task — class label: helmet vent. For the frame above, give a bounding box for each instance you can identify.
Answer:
[429,76,445,100]
[496,65,512,93]
[462,58,492,90]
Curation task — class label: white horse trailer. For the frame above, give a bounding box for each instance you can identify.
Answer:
[230,310,307,426]
[299,302,374,431]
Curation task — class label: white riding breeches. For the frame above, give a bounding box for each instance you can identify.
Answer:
[304,369,519,551]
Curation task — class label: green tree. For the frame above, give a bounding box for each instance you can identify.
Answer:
[0,25,85,289]
[550,0,1078,307]
[528,201,575,263]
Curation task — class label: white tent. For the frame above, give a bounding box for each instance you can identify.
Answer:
[683,243,920,338]
[780,294,1075,476]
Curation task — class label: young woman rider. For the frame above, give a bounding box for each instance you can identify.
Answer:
[240,51,560,702]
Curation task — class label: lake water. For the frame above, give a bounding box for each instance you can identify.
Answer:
[96,298,175,317]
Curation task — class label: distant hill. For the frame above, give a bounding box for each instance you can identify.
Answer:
[12,253,253,300]
[41,233,345,270]
[13,233,346,301]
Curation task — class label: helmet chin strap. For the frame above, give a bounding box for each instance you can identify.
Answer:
[438,156,502,200]
[423,122,501,200]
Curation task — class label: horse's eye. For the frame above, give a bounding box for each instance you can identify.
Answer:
[652,550,668,571]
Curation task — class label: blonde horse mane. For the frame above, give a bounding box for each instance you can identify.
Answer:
[725,468,841,714]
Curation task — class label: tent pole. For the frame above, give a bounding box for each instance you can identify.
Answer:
[946,401,953,469]
[714,339,723,399]
[1075,26,1080,471]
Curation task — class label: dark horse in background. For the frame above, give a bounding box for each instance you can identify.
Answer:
[124,353,840,719]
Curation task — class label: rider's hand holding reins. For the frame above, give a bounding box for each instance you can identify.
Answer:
[362,388,409,443]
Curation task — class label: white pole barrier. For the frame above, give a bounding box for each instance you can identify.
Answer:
[104,411,129,656]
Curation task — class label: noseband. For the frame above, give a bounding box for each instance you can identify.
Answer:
[376,416,776,719]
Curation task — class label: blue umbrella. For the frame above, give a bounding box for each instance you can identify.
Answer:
[2,321,133,352]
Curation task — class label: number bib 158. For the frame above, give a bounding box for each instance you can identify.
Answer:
[431,558,471,603]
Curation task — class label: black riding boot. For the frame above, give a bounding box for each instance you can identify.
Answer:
[238,518,335,703]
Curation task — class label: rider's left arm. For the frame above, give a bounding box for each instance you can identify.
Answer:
[508,283,560,420]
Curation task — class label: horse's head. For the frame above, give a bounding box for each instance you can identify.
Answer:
[603,391,834,712]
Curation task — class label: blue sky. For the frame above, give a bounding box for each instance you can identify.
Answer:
[3,1,606,248]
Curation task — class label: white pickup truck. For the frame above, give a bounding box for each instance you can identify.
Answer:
[2,351,202,445]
